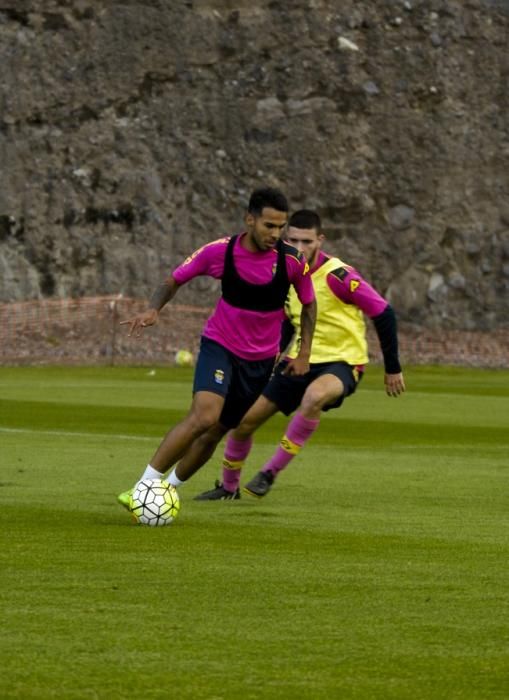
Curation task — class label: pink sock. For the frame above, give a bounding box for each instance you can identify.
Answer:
[222,435,253,493]
[262,413,319,477]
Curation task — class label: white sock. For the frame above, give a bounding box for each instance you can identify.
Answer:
[167,469,185,488]
[141,464,164,482]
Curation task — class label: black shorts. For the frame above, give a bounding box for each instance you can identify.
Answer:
[193,337,276,429]
[262,360,362,416]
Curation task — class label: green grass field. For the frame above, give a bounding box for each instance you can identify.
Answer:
[1,365,508,699]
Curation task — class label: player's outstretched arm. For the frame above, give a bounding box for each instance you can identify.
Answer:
[120,277,181,337]
[371,304,406,396]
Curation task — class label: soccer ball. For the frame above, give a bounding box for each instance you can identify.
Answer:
[175,349,194,367]
[130,479,180,526]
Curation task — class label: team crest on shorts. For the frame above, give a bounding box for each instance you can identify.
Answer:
[214,369,225,384]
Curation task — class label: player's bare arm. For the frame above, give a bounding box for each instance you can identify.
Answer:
[283,299,316,376]
[120,277,181,337]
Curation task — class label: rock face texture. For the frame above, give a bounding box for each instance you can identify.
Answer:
[1,0,508,330]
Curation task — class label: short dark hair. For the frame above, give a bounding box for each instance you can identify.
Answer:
[248,187,289,216]
[289,209,322,231]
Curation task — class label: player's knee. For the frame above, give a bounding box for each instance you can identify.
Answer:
[235,417,257,438]
[187,409,220,436]
[201,424,228,446]
[301,386,341,413]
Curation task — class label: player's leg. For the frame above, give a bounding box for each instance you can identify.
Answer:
[150,390,225,474]
[172,385,275,500]
[117,337,232,509]
[194,355,277,500]
[118,390,226,507]
[247,374,344,492]
[219,395,279,490]
[244,364,357,497]
[243,394,323,497]
[193,396,279,500]
[243,362,307,497]
[175,423,229,481]
[161,337,236,489]
[233,393,280,439]
[299,372,344,419]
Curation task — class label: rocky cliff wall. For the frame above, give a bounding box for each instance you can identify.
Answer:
[1,0,508,330]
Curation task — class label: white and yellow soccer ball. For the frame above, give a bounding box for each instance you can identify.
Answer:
[175,349,194,367]
[130,479,180,526]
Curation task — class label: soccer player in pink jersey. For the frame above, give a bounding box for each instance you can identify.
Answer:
[194,209,405,500]
[117,188,316,509]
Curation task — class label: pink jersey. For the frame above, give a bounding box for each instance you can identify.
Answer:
[311,251,388,318]
[172,234,314,360]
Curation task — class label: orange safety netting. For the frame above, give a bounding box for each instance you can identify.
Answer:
[0,296,508,368]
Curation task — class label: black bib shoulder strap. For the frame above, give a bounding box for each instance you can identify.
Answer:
[279,240,300,261]
[221,234,292,312]
[225,233,238,258]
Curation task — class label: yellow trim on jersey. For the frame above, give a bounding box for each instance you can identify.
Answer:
[286,257,369,365]
[182,237,230,266]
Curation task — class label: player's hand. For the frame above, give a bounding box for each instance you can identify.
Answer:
[384,372,405,397]
[120,309,159,337]
[282,356,310,376]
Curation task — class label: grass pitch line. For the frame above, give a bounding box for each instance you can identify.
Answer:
[0,426,154,442]
[1,425,507,452]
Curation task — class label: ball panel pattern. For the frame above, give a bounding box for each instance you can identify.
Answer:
[131,479,180,526]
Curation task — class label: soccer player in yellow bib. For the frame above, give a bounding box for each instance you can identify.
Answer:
[195,209,405,500]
